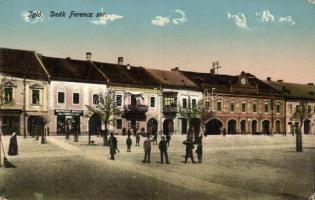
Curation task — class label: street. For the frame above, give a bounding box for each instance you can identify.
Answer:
[0,135,314,200]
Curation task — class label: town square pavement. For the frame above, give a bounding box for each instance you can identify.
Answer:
[0,134,314,200]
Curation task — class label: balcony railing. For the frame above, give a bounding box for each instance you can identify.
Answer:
[163,105,177,113]
[124,104,148,113]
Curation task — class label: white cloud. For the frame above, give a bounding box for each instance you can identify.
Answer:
[21,10,44,24]
[91,13,123,25]
[279,16,296,26]
[260,9,275,23]
[172,9,187,25]
[227,12,249,30]
[307,0,315,4]
[151,16,170,26]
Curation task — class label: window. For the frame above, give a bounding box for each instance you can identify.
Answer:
[276,103,281,113]
[164,97,175,106]
[288,104,293,113]
[32,89,40,105]
[116,119,122,129]
[252,102,257,113]
[296,105,300,112]
[241,102,246,113]
[116,95,122,106]
[308,105,312,113]
[182,98,187,109]
[216,101,222,111]
[4,87,13,103]
[73,93,80,104]
[192,99,197,108]
[93,94,99,105]
[58,92,65,104]
[265,103,270,112]
[230,101,235,112]
[150,97,156,108]
[205,100,210,110]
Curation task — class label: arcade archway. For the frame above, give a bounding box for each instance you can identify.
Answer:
[227,119,237,134]
[304,120,311,134]
[251,120,257,134]
[262,120,271,135]
[89,114,101,136]
[205,119,223,135]
[147,118,158,135]
[163,119,174,135]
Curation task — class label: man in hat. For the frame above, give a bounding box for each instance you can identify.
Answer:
[159,136,169,164]
[109,133,118,160]
[183,135,195,163]
[142,136,152,163]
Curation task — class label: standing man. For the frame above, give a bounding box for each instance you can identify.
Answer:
[196,138,203,163]
[109,133,118,160]
[135,131,140,146]
[126,135,132,152]
[142,136,152,163]
[159,136,170,164]
[183,135,196,163]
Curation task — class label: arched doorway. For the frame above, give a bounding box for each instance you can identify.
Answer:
[28,116,44,137]
[252,120,257,134]
[275,120,281,133]
[240,120,246,134]
[89,114,101,136]
[304,120,311,134]
[205,119,223,135]
[163,119,174,135]
[147,118,158,135]
[262,120,270,135]
[227,119,237,134]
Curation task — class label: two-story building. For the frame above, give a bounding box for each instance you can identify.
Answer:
[265,79,315,135]
[0,48,50,136]
[181,69,285,135]
[92,56,162,135]
[146,68,203,135]
[40,55,108,136]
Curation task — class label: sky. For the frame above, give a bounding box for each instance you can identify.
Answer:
[0,0,315,84]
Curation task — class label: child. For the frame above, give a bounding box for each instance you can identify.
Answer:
[126,135,132,152]
[196,141,203,163]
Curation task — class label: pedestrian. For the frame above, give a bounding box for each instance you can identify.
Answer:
[196,139,203,163]
[133,127,137,137]
[8,132,18,156]
[126,135,132,152]
[183,135,195,163]
[223,128,226,137]
[109,133,118,160]
[166,134,171,147]
[136,131,140,146]
[127,129,131,138]
[159,136,169,164]
[142,136,152,163]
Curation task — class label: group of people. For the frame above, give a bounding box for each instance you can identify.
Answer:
[108,132,203,164]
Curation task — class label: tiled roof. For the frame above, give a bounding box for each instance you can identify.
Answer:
[0,48,48,80]
[181,70,281,97]
[93,62,161,88]
[265,81,315,101]
[40,56,107,84]
[146,69,200,91]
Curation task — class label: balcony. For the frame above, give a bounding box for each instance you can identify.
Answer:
[163,105,177,113]
[123,104,148,120]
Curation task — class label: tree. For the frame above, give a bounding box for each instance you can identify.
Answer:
[290,101,313,152]
[86,90,120,145]
[178,98,208,141]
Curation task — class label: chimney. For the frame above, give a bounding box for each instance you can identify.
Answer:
[307,83,314,86]
[210,68,215,75]
[86,52,92,61]
[267,77,271,81]
[277,80,283,83]
[118,57,124,65]
[171,67,179,71]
